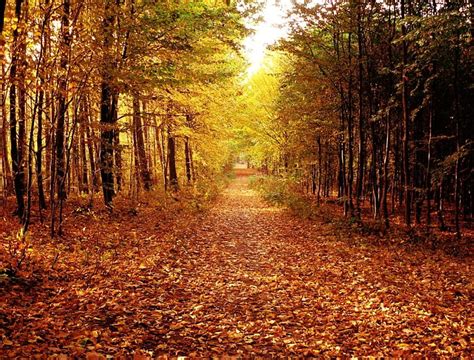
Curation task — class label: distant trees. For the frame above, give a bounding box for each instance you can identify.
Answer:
[0,0,244,234]
[247,0,472,235]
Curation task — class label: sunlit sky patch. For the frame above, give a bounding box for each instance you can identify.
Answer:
[239,0,322,77]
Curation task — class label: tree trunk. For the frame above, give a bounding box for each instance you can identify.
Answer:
[370,121,379,219]
[184,136,192,184]
[79,105,89,193]
[36,87,47,209]
[133,93,152,190]
[17,0,28,221]
[436,181,446,231]
[84,100,98,193]
[381,113,390,228]
[50,0,71,236]
[112,92,122,192]
[9,0,25,219]
[99,0,116,207]
[401,0,411,226]
[426,99,433,228]
[0,0,5,33]
[0,0,12,198]
[453,30,461,239]
[167,127,178,191]
[347,32,354,216]
[161,128,168,191]
[55,0,70,204]
[317,136,322,204]
[355,2,365,220]
[37,0,51,211]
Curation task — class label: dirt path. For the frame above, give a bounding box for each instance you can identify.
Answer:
[144,171,472,356]
[1,172,472,357]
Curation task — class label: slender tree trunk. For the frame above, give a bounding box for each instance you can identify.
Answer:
[325,148,330,197]
[24,0,51,231]
[52,0,70,235]
[79,106,89,193]
[0,0,11,198]
[142,99,152,179]
[84,100,98,193]
[133,93,151,190]
[167,127,178,191]
[413,110,423,225]
[401,0,411,226]
[17,0,27,221]
[45,90,53,191]
[382,113,390,228]
[161,128,168,191]
[99,0,116,207]
[453,32,461,239]
[426,98,433,228]
[112,92,122,192]
[347,32,354,215]
[437,181,446,231]
[334,30,346,208]
[37,0,51,211]
[23,87,38,233]
[370,121,379,219]
[317,136,322,204]
[55,0,70,201]
[0,0,5,38]
[0,62,10,198]
[355,1,365,220]
[184,136,192,184]
[36,88,47,209]
[9,0,25,219]
[189,142,195,182]
[154,118,166,190]
[132,115,140,195]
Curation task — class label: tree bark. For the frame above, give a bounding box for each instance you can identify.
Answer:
[426,98,433,228]
[355,1,365,219]
[133,93,152,190]
[99,0,116,207]
[55,0,70,203]
[317,136,322,204]
[347,32,354,216]
[79,104,89,193]
[9,0,25,219]
[0,0,12,197]
[112,92,122,192]
[167,127,178,191]
[401,0,411,226]
[184,136,192,184]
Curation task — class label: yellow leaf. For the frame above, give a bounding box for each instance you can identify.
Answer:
[228,331,244,340]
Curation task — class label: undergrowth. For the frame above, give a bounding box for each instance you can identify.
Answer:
[248,175,471,257]
[249,175,320,219]
[0,173,232,282]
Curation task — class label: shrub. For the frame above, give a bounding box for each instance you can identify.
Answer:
[249,175,318,219]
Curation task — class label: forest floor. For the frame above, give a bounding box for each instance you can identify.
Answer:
[0,169,473,358]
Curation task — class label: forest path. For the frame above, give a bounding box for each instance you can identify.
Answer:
[1,170,471,357]
[152,169,472,356]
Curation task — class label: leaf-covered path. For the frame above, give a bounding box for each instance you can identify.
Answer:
[1,170,472,357]
[152,170,472,357]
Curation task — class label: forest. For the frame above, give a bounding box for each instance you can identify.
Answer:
[0,0,472,357]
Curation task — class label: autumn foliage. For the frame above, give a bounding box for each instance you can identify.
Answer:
[0,0,472,357]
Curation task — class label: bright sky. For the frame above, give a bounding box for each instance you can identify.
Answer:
[240,0,324,77]
[240,0,295,76]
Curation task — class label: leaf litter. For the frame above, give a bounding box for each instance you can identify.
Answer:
[0,173,472,357]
